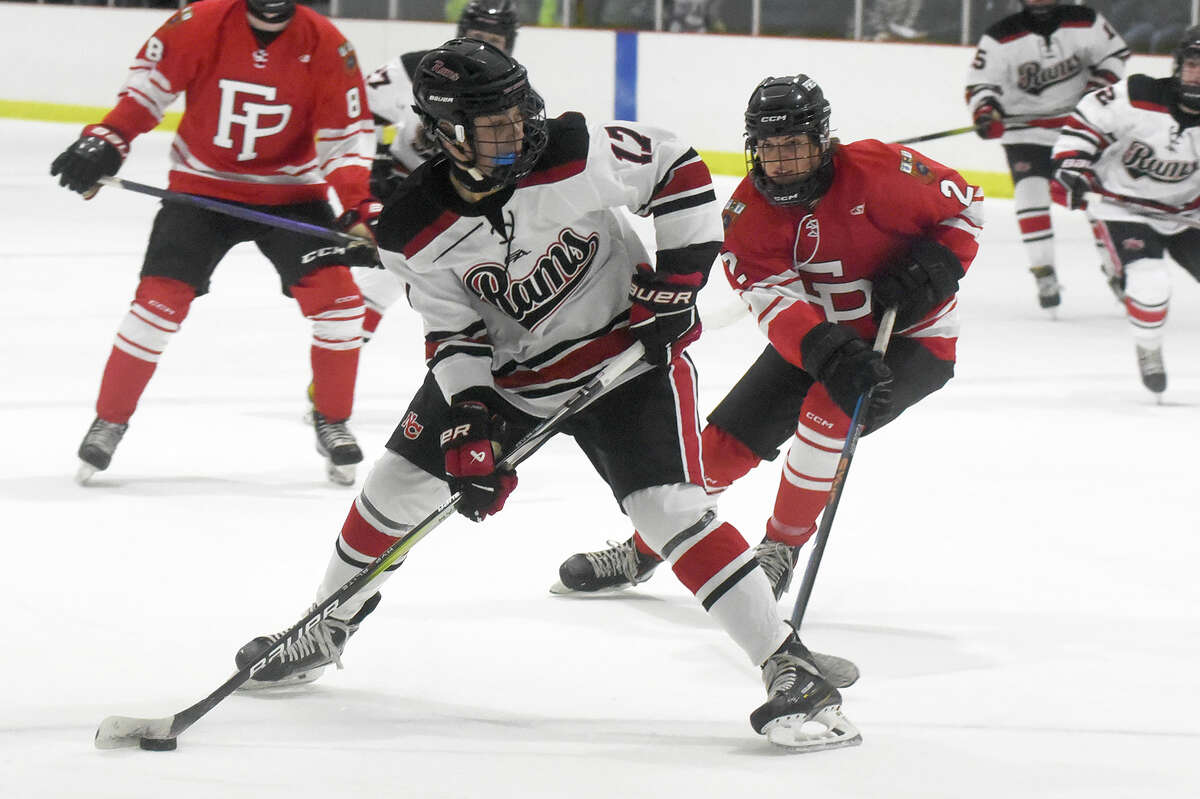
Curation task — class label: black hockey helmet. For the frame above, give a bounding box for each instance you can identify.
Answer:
[744,74,834,208]
[457,0,520,54]
[246,0,295,23]
[1019,0,1059,20]
[1173,26,1200,108]
[413,39,547,189]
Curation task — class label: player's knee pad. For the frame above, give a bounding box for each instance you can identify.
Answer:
[1124,258,1170,305]
[293,266,364,349]
[699,425,761,492]
[622,483,718,559]
[1013,175,1050,208]
[115,277,195,363]
[351,265,406,315]
[338,451,449,559]
[782,420,843,492]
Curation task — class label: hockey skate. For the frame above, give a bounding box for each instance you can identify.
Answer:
[750,634,862,752]
[1030,265,1061,313]
[235,592,381,690]
[313,411,363,485]
[1136,344,1166,398]
[754,539,801,600]
[75,417,128,485]
[550,536,661,594]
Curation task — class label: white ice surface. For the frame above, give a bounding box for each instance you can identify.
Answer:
[1,119,1198,798]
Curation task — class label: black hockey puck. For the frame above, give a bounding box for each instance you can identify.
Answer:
[139,737,177,751]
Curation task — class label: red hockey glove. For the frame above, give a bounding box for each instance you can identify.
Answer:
[972,102,1004,140]
[1053,158,1099,210]
[441,401,518,522]
[628,264,703,366]
[872,239,965,330]
[800,323,894,426]
[49,124,129,199]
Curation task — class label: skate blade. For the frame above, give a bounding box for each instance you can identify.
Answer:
[811,652,859,689]
[75,462,98,486]
[236,665,326,692]
[548,580,638,596]
[326,462,357,486]
[95,715,173,749]
[763,706,862,753]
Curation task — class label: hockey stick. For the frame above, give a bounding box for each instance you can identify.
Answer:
[96,176,370,246]
[1083,191,1200,231]
[891,112,1075,146]
[790,307,898,630]
[94,343,647,752]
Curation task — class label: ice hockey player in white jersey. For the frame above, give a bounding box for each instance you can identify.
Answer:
[966,0,1128,311]
[232,40,861,753]
[1052,27,1200,398]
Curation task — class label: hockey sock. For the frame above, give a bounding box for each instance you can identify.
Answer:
[766,393,848,547]
[293,266,364,421]
[625,485,791,665]
[95,276,194,424]
[1013,176,1054,269]
[317,499,405,622]
[1123,258,1169,347]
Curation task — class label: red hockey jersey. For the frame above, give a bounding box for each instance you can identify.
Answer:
[100,0,373,209]
[719,139,984,364]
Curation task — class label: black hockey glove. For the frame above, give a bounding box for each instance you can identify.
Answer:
[972,101,1004,140]
[628,264,703,366]
[49,124,129,199]
[1053,158,1099,210]
[800,322,894,424]
[872,239,965,330]
[440,401,518,523]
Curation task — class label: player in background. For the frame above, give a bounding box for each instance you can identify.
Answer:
[966,0,1128,312]
[1052,27,1200,397]
[49,0,379,486]
[554,75,983,600]
[231,41,860,752]
[350,0,519,348]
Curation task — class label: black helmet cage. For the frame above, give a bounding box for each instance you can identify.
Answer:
[246,0,296,21]
[413,39,547,188]
[457,0,520,54]
[744,75,833,207]
[1173,26,1200,108]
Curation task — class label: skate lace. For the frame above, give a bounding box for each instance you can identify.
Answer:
[84,419,126,451]
[584,539,644,584]
[763,650,820,697]
[754,541,796,595]
[1137,347,1165,376]
[316,416,356,450]
[267,618,347,669]
[1030,266,1059,296]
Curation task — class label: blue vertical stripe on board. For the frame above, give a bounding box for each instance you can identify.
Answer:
[614,31,637,121]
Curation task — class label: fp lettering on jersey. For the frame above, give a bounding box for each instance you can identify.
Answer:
[214,79,292,161]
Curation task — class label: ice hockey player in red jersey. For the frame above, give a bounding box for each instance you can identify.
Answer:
[49,0,379,485]
[966,0,1128,312]
[1052,27,1200,397]
[231,41,861,753]
[553,74,983,600]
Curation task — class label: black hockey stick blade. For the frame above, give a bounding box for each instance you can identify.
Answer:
[892,125,976,145]
[93,345,647,750]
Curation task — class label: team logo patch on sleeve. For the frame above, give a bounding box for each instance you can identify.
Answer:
[337,42,358,72]
[722,199,746,230]
[899,150,936,184]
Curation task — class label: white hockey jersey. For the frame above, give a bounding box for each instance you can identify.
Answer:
[966,5,1129,147]
[1054,75,1200,235]
[375,113,723,417]
[365,50,435,178]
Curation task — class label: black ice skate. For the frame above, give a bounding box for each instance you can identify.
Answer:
[1030,265,1061,312]
[1136,345,1166,398]
[549,536,661,594]
[235,592,381,690]
[750,634,862,752]
[76,417,128,485]
[313,411,363,485]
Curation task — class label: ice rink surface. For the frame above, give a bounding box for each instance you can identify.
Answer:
[1,119,1198,798]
